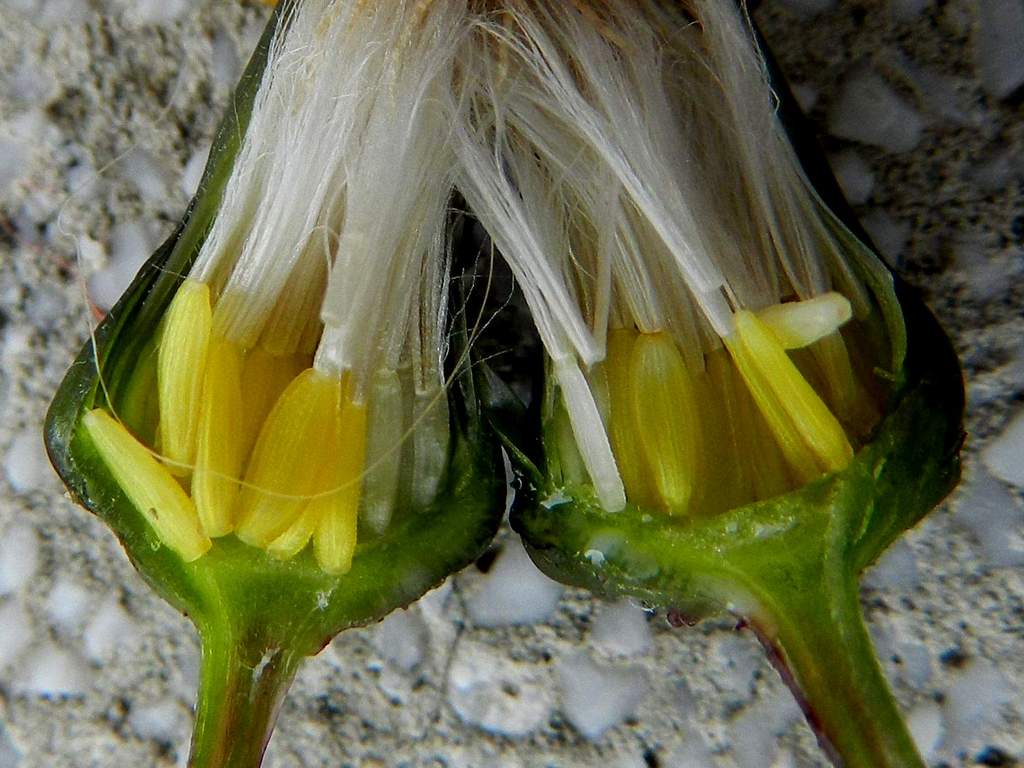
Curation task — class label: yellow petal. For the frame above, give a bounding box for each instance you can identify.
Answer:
[82,409,211,562]
[698,350,752,514]
[266,503,322,560]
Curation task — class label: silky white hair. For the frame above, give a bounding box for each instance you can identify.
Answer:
[190,0,870,507]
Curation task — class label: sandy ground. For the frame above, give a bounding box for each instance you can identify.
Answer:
[1,1,1022,766]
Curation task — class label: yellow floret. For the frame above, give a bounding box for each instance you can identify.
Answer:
[314,391,367,575]
[239,347,309,460]
[604,329,658,509]
[757,292,852,350]
[234,369,343,547]
[698,349,753,513]
[361,368,404,534]
[157,279,213,472]
[83,409,211,562]
[192,339,245,537]
[630,332,701,515]
[267,503,322,561]
[726,310,853,484]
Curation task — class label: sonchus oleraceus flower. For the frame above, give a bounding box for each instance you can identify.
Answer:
[444,2,964,767]
[46,2,509,766]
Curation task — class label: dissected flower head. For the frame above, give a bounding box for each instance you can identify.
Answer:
[47,3,963,766]
[81,0,472,574]
[446,0,901,516]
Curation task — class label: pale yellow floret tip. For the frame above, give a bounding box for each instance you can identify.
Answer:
[83,409,211,562]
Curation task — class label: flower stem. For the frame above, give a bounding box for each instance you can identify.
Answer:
[750,569,924,768]
[188,619,304,768]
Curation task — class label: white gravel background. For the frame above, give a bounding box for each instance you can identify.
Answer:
[1,1,1022,766]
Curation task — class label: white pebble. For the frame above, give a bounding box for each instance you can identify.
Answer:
[121,149,172,208]
[129,699,185,744]
[830,150,875,205]
[899,60,972,127]
[557,652,647,740]
[665,735,715,768]
[83,598,140,663]
[5,0,37,15]
[982,410,1024,488]
[372,609,427,671]
[4,429,52,495]
[907,701,944,761]
[180,143,211,198]
[590,600,651,658]
[89,220,154,311]
[953,469,1024,569]
[16,643,89,698]
[713,634,763,697]
[127,0,192,25]
[860,209,911,264]
[0,524,39,596]
[967,148,1024,191]
[863,539,920,591]
[953,238,1020,302]
[942,660,1018,754]
[0,136,29,195]
[10,59,57,106]
[828,70,924,153]
[729,693,803,768]
[790,83,820,113]
[974,0,1024,99]
[76,234,106,273]
[2,325,32,362]
[466,541,563,627]
[37,0,90,25]
[0,600,34,671]
[448,640,554,737]
[890,0,930,21]
[777,0,836,16]
[45,578,93,632]
[0,721,22,767]
[897,640,934,689]
[211,32,241,92]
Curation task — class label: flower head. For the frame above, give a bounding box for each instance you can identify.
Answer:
[449,0,901,517]
[45,3,963,767]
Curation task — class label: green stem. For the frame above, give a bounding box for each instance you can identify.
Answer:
[188,620,304,768]
[750,570,924,768]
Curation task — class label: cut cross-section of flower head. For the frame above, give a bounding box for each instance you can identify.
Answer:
[45,2,964,767]
[46,3,506,766]
[453,0,900,518]
[446,3,963,768]
[83,1,474,576]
